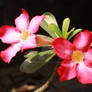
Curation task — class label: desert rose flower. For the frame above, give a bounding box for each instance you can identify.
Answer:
[0,9,46,63]
[52,30,92,84]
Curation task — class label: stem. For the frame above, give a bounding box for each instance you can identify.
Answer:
[34,61,59,92]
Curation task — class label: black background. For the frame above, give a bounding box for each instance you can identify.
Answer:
[0,0,92,30]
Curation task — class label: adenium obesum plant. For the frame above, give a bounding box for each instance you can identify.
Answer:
[0,9,51,63]
[1,9,92,92]
[52,30,92,84]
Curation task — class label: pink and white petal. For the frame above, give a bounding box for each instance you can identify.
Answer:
[73,30,92,52]
[52,37,75,60]
[21,34,37,51]
[77,62,92,84]
[57,60,77,82]
[15,8,29,32]
[0,43,21,63]
[0,25,21,44]
[83,49,92,68]
[28,15,45,34]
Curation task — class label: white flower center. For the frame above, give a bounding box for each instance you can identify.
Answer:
[72,50,84,64]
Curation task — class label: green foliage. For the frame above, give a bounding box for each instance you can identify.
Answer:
[68,29,82,40]
[43,12,58,26]
[62,18,70,38]
[61,18,82,40]
[20,49,55,73]
[40,12,60,38]
[66,27,75,38]
[24,51,38,58]
[41,13,81,40]
[48,23,62,37]
[40,20,57,38]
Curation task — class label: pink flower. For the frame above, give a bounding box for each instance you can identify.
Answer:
[52,30,92,84]
[0,9,45,63]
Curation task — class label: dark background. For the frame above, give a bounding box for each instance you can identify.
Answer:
[0,0,92,30]
[0,0,92,92]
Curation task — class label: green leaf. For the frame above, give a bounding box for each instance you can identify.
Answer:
[68,29,82,40]
[43,12,58,26]
[24,51,38,58]
[66,27,75,38]
[48,23,62,37]
[62,18,70,38]
[68,27,75,35]
[40,20,57,38]
[40,12,58,38]
[20,50,55,73]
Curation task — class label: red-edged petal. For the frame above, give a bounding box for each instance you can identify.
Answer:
[52,37,75,60]
[28,16,45,34]
[57,60,77,82]
[36,35,51,46]
[15,8,29,32]
[21,34,37,51]
[0,26,21,44]
[77,62,92,84]
[73,30,92,52]
[83,49,92,68]
[0,43,21,63]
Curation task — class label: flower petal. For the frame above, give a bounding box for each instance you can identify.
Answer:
[52,37,74,60]
[0,26,21,44]
[57,60,77,82]
[36,35,51,46]
[28,16,45,34]
[77,62,92,84]
[0,43,21,63]
[73,30,92,52]
[83,49,92,68]
[21,34,37,51]
[15,8,29,32]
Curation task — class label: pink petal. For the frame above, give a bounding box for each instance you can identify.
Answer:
[77,62,92,84]
[36,35,51,46]
[0,26,21,44]
[15,8,29,32]
[52,37,75,60]
[83,49,92,68]
[73,30,92,52]
[0,43,21,63]
[28,16,45,34]
[57,60,77,82]
[21,34,37,51]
